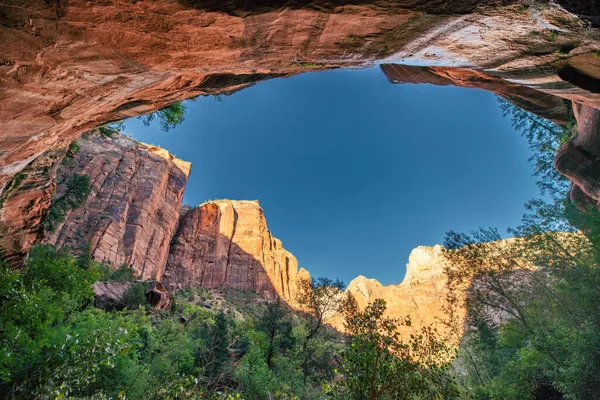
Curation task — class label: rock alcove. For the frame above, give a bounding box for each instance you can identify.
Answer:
[1,0,600,327]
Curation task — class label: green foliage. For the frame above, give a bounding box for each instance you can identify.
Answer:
[497,97,572,202]
[97,122,125,138]
[296,277,345,386]
[44,174,91,232]
[106,263,136,282]
[68,140,80,155]
[0,244,102,392]
[122,283,148,310]
[446,100,600,399]
[2,244,460,399]
[329,299,459,400]
[256,299,294,369]
[138,102,186,132]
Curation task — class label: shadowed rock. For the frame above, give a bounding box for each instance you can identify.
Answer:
[42,133,191,281]
[163,200,310,304]
[93,281,135,311]
[1,0,600,190]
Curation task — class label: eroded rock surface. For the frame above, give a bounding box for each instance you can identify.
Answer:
[0,148,65,267]
[1,0,600,189]
[163,200,306,302]
[381,64,573,126]
[555,104,600,208]
[93,281,135,311]
[43,134,191,281]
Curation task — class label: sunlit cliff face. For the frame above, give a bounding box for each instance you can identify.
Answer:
[1,0,600,327]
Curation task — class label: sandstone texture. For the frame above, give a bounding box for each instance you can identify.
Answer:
[146,281,172,311]
[381,64,573,126]
[163,200,306,303]
[1,0,600,192]
[93,281,136,311]
[43,134,191,281]
[329,245,452,336]
[0,148,65,267]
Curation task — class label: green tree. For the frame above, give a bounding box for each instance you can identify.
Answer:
[122,283,148,310]
[200,311,231,389]
[296,276,344,385]
[138,102,186,132]
[256,298,293,369]
[44,174,91,232]
[331,299,458,400]
[441,99,600,398]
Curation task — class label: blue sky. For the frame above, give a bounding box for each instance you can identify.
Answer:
[124,67,539,286]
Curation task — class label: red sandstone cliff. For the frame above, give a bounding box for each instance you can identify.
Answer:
[42,134,191,281]
[1,0,600,192]
[163,200,308,303]
[0,148,66,267]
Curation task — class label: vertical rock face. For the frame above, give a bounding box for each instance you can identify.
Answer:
[0,149,66,267]
[163,200,306,302]
[330,245,451,336]
[43,134,191,281]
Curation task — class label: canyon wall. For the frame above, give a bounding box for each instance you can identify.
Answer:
[0,129,550,339]
[163,200,309,303]
[328,245,453,336]
[0,132,308,303]
[43,134,191,281]
[1,0,600,191]
[0,148,65,267]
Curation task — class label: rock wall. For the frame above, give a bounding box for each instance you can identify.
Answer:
[43,134,191,281]
[1,0,600,190]
[163,200,307,303]
[0,148,66,267]
[328,245,453,336]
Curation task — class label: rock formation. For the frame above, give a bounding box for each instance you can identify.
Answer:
[1,0,600,194]
[556,104,600,209]
[93,281,136,311]
[43,133,191,281]
[380,64,572,126]
[328,245,452,336]
[0,148,65,267]
[93,280,172,311]
[163,200,307,303]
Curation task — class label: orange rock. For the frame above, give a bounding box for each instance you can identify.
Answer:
[43,134,191,281]
[328,245,454,337]
[0,148,66,267]
[163,200,307,303]
[1,0,599,190]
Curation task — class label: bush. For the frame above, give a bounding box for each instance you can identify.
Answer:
[122,283,148,310]
[109,264,136,281]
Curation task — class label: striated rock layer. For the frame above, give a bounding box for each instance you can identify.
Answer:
[163,200,307,303]
[0,148,66,267]
[1,0,600,191]
[43,134,191,281]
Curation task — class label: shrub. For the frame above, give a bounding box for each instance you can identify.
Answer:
[122,283,148,310]
[109,264,136,281]
[138,102,186,132]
